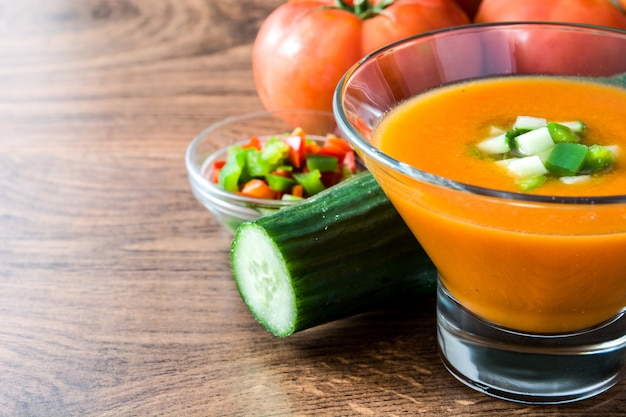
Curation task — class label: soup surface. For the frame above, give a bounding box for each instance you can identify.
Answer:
[374,76,626,196]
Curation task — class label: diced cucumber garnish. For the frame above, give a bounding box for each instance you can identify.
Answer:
[513,115,547,130]
[560,175,591,185]
[473,115,618,191]
[515,127,554,156]
[487,125,506,136]
[499,155,549,179]
[476,133,510,154]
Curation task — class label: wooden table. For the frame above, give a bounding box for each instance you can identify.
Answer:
[1,1,625,415]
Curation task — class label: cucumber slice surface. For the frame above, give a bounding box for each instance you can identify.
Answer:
[232,224,297,337]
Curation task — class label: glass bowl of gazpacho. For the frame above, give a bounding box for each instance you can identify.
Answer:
[334,22,626,404]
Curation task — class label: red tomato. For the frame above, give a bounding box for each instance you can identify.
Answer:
[475,0,626,75]
[475,0,626,29]
[253,0,469,115]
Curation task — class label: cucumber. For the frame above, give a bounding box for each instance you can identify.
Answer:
[230,171,437,337]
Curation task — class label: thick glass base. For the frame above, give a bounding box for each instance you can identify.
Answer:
[437,282,626,404]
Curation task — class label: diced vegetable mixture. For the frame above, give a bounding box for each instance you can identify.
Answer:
[207,128,358,200]
[475,115,618,191]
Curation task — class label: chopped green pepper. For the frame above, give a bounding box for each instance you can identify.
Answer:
[219,146,247,192]
[266,174,296,192]
[582,145,616,172]
[547,122,581,144]
[293,170,326,196]
[306,154,339,172]
[517,175,547,192]
[544,143,588,177]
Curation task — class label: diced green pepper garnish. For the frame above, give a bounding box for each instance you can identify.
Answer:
[293,170,326,196]
[245,137,290,177]
[513,115,547,130]
[242,138,287,177]
[505,129,523,151]
[266,174,296,192]
[547,122,581,144]
[246,149,275,177]
[261,137,290,165]
[517,175,547,192]
[476,133,509,154]
[306,154,338,172]
[582,145,616,172]
[515,127,554,156]
[544,143,588,177]
[219,146,247,192]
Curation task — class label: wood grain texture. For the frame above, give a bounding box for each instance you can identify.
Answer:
[1,1,625,416]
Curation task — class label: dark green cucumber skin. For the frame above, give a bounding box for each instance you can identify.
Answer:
[232,171,437,335]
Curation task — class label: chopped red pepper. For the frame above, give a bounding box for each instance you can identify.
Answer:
[291,184,304,198]
[342,149,356,173]
[305,141,322,155]
[326,135,353,151]
[242,136,262,150]
[270,168,294,178]
[239,179,277,199]
[319,142,346,159]
[283,135,305,169]
[320,135,353,159]
[209,160,226,184]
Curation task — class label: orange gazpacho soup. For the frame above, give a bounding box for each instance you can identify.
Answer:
[372,76,626,333]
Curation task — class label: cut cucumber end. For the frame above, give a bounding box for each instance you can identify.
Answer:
[231,223,297,337]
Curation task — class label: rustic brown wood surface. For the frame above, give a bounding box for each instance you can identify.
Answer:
[1,1,625,415]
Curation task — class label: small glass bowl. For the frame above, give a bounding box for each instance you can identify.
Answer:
[185,109,347,233]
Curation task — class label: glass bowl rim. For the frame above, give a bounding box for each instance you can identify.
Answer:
[333,21,626,205]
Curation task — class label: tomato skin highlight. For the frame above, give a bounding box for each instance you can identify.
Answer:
[253,0,469,115]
